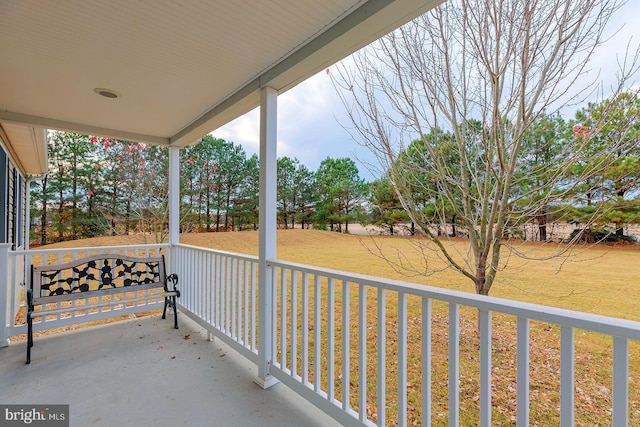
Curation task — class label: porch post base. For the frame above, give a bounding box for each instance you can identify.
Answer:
[0,243,11,349]
[253,375,279,390]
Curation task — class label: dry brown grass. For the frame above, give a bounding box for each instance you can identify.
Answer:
[30,230,640,425]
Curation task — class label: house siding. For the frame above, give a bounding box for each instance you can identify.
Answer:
[0,136,27,249]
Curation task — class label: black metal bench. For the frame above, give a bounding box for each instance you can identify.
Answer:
[27,254,180,364]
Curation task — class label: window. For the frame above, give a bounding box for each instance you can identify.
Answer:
[0,146,7,244]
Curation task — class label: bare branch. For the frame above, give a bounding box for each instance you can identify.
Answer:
[331,0,638,295]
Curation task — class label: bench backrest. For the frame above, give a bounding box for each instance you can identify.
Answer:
[31,254,167,305]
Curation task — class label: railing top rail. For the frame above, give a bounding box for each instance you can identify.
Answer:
[11,243,170,256]
[267,258,640,341]
[174,243,259,263]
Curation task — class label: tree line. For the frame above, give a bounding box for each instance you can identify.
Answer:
[369,92,640,241]
[30,134,369,245]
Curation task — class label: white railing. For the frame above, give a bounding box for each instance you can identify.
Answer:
[3,243,169,338]
[172,244,260,364]
[4,243,640,426]
[265,259,640,427]
[166,244,640,426]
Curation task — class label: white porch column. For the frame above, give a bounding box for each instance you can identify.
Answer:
[255,86,279,389]
[168,146,180,265]
[0,243,11,347]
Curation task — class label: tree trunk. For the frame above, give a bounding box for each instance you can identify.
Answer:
[225,192,231,230]
[40,177,48,245]
[125,197,131,234]
[57,185,64,242]
[475,255,491,296]
[537,209,547,241]
[616,188,625,237]
[40,204,48,245]
[206,187,211,232]
[71,165,78,240]
[451,215,456,237]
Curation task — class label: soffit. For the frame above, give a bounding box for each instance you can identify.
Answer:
[0,122,47,175]
[0,0,442,163]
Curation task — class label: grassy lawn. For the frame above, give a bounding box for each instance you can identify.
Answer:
[39,229,640,425]
[182,229,640,321]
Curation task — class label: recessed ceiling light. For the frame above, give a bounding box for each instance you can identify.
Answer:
[93,88,120,99]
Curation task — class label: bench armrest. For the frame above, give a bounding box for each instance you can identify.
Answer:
[165,273,180,297]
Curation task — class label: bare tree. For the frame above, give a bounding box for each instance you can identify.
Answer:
[333,0,639,295]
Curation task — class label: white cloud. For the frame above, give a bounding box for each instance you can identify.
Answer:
[212,2,640,183]
[583,3,640,93]
[212,67,376,179]
[213,109,260,153]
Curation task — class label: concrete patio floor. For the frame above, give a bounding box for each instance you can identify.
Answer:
[0,314,341,427]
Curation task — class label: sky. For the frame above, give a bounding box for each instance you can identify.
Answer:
[212,1,640,183]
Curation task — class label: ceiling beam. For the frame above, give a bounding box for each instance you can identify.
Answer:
[0,111,170,146]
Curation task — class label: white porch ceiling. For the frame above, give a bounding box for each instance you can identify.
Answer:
[0,0,442,174]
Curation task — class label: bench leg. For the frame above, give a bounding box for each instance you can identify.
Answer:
[162,297,168,320]
[162,296,179,329]
[26,313,33,365]
[172,296,179,329]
